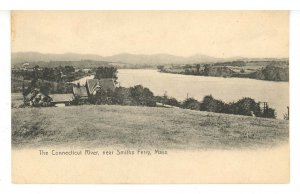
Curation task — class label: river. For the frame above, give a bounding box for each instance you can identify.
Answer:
[74,69,289,119]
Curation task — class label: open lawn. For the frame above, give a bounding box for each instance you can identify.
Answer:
[11,93,24,108]
[11,104,289,150]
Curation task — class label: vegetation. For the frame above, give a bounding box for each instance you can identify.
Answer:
[250,65,289,81]
[88,85,156,107]
[12,60,110,69]
[12,65,88,94]
[155,94,180,107]
[159,60,289,82]
[181,98,201,110]
[94,66,118,81]
[12,65,278,119]
[181,95,276,119]
[11,105,289,149]
[87,86,276,119]
[13,65,88,82]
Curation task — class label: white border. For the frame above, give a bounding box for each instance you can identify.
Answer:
[0,0,300,10]
[1,10,300,194]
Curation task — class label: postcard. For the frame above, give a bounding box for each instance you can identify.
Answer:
[11,11,289,183]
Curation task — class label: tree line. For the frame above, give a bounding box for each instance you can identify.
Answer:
[158,61,289,82]
[79,84,276,119]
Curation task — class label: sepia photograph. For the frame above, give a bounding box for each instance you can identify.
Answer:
[11,11,289,183]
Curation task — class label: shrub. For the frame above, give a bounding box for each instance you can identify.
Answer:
[261,107,276,119]
[155,95,180,107]
[182,98,201,110]
[200,95,226,113]
[92,88,114,105]
[112,87,132,105]
[129,85,156,107]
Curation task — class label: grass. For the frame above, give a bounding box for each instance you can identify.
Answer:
[11,104,289,150]
[11,93,24,108]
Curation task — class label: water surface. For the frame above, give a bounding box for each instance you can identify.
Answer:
[72,69,289,119]
[118,69,289,119]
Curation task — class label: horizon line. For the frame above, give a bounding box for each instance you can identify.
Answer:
[11,51,289,59]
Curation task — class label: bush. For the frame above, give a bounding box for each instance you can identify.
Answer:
[155,95,180,107]
[112,87,132,105]
[89,85,156,107]
[200,95,226,113]
[261,107,276,119]
[129,85,156,107]
[182,98,201,110]
[184,95,277,119]
[229,97,262,117]
[167,97,180,107]
[92,88,114,105]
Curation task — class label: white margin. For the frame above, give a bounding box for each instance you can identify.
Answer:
[0,0,299,10]
[0,10,300,194]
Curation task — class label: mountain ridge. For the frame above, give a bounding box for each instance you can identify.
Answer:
[12,51,288,66]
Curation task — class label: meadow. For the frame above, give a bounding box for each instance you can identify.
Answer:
[12,104,289,150]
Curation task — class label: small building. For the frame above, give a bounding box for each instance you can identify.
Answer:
[72,85,89,104]
[49,93,74,107]
[24,88,52,107]
[85,78,116,96]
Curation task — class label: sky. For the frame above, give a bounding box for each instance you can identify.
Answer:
[12,11,289,58]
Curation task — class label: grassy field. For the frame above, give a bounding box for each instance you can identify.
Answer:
[11,104,289,150]
[11,93,24,108]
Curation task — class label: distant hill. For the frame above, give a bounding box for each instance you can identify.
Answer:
[12,52,224,65]
[12,52,288,67]
[12,52,105,64]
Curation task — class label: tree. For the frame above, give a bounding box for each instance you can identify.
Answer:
[196,64,200,74]
[112,87,132,105]
[95,66,118,82]
[157,65,165,71]
[63,66,75,75]
[201,95,226,113]
[182,98,201,110]
[230,97,262,117]
[129,85,156,107]
[261,107,276,119]
[167,97,180,107]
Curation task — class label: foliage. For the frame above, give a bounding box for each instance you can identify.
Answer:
[261,107,276,119]
[201,95,227,113]
[129,85,156,107]
[157,65,165,71]
[90,85,156,107]
[94,66,118,81]
[155,95,180,107]
[13,65,87,83]
[111,87,132,105]
[181,95,276,119]
[93,89,114,105]
[182,98,201,110]
[228,98,262,117]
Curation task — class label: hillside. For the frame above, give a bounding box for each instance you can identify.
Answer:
[13,52,289,67]
[12,105,289,150]
[12,52,105,64]
[12,52,223,65]
[161,60,289,82]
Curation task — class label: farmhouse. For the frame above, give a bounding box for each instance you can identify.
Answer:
[85,78,116,96]
[24,78,116,107]
[72,85,89,103]
[24,88,52,107]
[71,78,115,103]
[49,93,74,107]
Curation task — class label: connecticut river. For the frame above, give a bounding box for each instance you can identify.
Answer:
[74,69,289,119]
